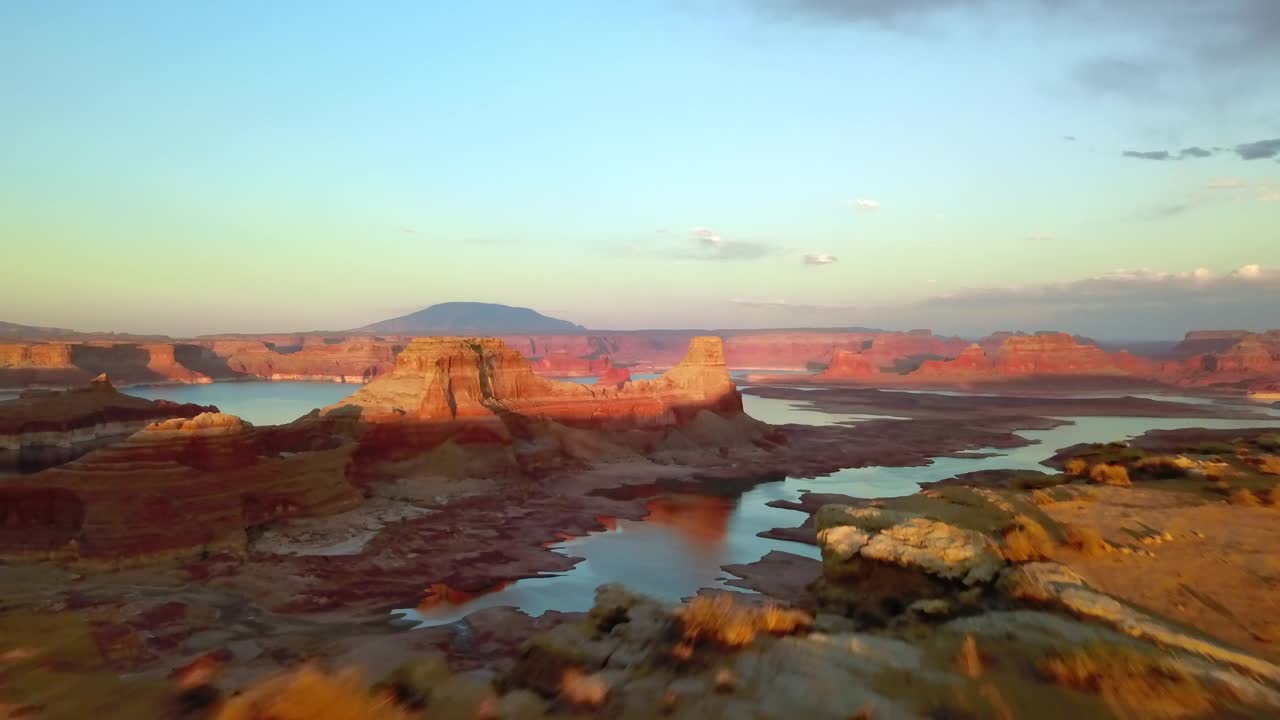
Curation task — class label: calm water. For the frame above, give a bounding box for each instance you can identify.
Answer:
[123,382,359,426]
[401,392,1280,625]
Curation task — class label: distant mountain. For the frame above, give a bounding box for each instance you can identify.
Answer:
[355,302,584,334]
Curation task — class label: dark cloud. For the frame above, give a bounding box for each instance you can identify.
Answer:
[1122,150,1171,161]
[1178,146,1212,158]
[747,1,1280,104]
[1236,138,1280,160]
[1063,135,1077,141]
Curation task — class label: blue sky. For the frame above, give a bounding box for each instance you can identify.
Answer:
[2,1,1277,338]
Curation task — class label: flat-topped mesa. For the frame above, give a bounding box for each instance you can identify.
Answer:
[0,411,360,565]
[325,335,742,435]
[0,377,215,472]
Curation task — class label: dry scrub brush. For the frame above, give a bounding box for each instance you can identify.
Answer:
[675,595,811,649]
[215,666,412,720]
[1038,645,1220,719]
[1001,515,1055,563]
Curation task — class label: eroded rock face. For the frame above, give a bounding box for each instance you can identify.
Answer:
[0,412,360,565]
[326,336,743,433]
[913,333,1156,380]
[0,375,214,472]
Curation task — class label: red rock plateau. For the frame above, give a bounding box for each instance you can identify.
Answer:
[0,412,360,565]
[0,375,214,472]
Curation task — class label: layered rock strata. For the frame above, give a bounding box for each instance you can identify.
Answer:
[0,412,360,564]
[0,375,213,472]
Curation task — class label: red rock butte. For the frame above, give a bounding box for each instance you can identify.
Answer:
[323,335,741,435]
[912,333,1155,378]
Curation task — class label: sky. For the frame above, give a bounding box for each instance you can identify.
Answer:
[2,1,1278,339]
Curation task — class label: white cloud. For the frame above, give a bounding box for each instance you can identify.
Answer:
[1262,185,1280,204]
[1234,263,1263,279]
[731,297,855,311]
[1206,178,1247,190]
[851,198,881,211]
[691,227,723,246]
[803,252,838,265]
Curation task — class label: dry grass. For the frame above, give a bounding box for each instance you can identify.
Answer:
[1264,486,1280,507]
[1001,515,1055,563]
[956,634,983,678]
[675,595,811,648]
[1254,455,1280,476]
[1064,458,1090,476]
[1088,464,1131,487]
[1229,488,1261,507]
[1063,525,1110,557]
[1133,455,1189,479]
[1204,464,1231,482]
[215,667,412,720]
[1030,489,1055,506]
[1037,645,1217,720]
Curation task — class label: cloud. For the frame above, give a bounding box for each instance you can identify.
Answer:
[1063,135,1078,142]
[851,198,881,211]
[895,264,1280,338]
[1262,185,1280,203]
[1206,178,1247,189]
[731,297,854,311]
[746,1,1280,108]
[1122,150,1171,161]
[1121,146,1217,161]
[803,252,838,265]
[1145,199,1195,220]
[1236,138,1280,160]
[638,227,782,261]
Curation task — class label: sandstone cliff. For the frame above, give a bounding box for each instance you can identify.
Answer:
[912,333,1156,381]
[0,375,214,472]
[326,335,741,431]
[816,350,879,379]
[0,412,360,564]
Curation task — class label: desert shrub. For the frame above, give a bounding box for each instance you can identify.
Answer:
[1229,488,1261,507]
[1063,525,1109,557]
[1257,434,1280,452]
[1064,458,1090,476]
[1038,645,1215,719]
[1203,464,1232,483]
[1133,455,1188,479]
[216,667,412,720]
[676,595,811,648]
[1254,455,1280,476]
[1002,515,1055,562]
[1088,463,1131,487]
[560,668,609,707]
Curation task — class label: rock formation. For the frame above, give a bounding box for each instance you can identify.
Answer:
[815,350,879,379]
[326,336,742,432]
[0,375,214,472]
[0,412,360,564]
[531,352,613,377]
[595,366,632,388]
[911,333,1156,382]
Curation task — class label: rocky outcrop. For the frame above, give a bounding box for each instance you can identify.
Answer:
[0,342,212,388]
[326,335,742,432]
[1163,331,1280,389]
[0,412,360,564]
[815,350,878,379]
[0,375,214,472]
[911,333,1156,382]
[596,366,632,388]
